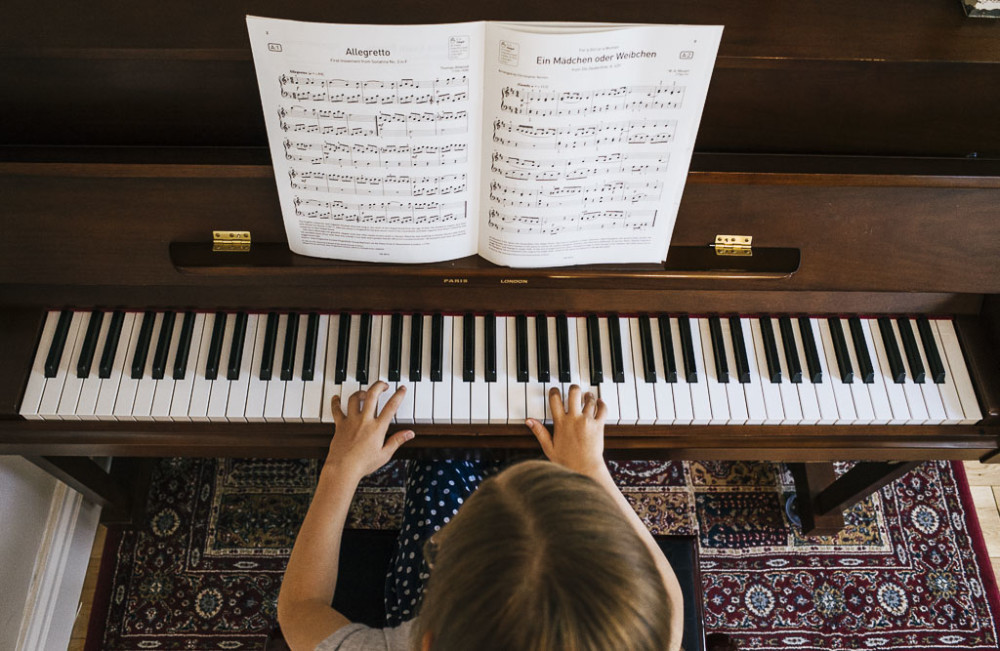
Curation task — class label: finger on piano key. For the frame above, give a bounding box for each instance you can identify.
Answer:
[433,315,455,424]
[55,310,92,418]
[934,319,982,424]
[471,315,490,425]
[648,316,679,424]
[697,318,730,424]
[748,317,784,424]
[917,316,947,383]
[817,318,856,424]
[556,314,572,384]
[207,312,237,421]
[525,316,546,421]
[263,314,290,422]
[258,312,279,381]
[896,317,925,384]
[44,310,74,379]
[876,317,906,384]
[615,317,640,425]
[657,315,678,383]
[596,316,621,424]
[564,316,583,390]
[788,317,821,424]
[77,310,104,379]
[906,317,946,424]
[396,314,415,423]
[677,315,698,383]
[283,312,313,422]
[848,316,875,384]
[777,316,802,384]
[96,311,140,420]
[77,310,114,419]
[488,315,507,424]
[679,317,711,425]
[302,313,330,422]
[858,318,895,424]
[708,316,729,384]
[737,317,768,425]
[542,316,562,422]
[797,317,823,384]
[758,316,782,383]
[150,311,185,420]
[340,313,363,402]
[227,314,260,423]
[718,317,749,424]
[321,312,343,424]
[805,317,839,424]
[827,317,854,383]
[772,317,803,425]
[839,317,875,424]
[113,312,148,420]
[888,318,929,424]
[247,313,272,422]
[452,314,471,424]
[628,317,657,425]
[414,314,435,424]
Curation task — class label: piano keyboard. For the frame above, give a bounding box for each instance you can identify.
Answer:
[20,310,982,426]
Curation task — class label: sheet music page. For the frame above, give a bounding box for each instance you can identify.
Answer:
[480,22,722,267]
[247,17,485,263]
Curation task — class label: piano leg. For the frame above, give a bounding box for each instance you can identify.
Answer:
[22,456,153,526]
[788,461,920,536]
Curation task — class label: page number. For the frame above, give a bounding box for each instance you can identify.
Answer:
[268,43,283,52]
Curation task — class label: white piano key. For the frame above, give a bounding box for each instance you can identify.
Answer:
[935,319,982,424]
[56,311,93,419]
[341,314,363,402]
[575,316,598,395]
[471,316,490,425]
[648,317,678,425]
[413,315,435,424]
[542,317,562,422]
[889,318,928,424]
[738,317,768,425]
[263,314,289,422]
[665,317,693,425]
[682,318,712,425]
[451,315,471,424]
[596,317,621,424]
[772,318,803,425]
[565,316,583,390]
[396,314,415,424]
[908,318,946,425]
[321,314,343,424]
[96,312,138,420]
[167,313,205,422]
[206,314,235,421]
[76,312,113,419]
[245,315,271,422]
[20,310,62,419]
[37,311,85,419]
[302,314,330,422]
[749,318,785,424]
[434,315,455,424]
[282,314,310,422]
[788,319,820,425]
[718,318,748,425]
[377,314,396,416]
[865,318,908,424]
[629,317,657,425]
[697,318,730,424]
[488,316,508,424]
[508,316,528,424]
[817,319,856,425]
[134,312,167,421]
[806,318,839,424]
[112,314,146,421]
[525,316,546,421]
[150,313,185,420]
[615,318,640,426]
[223,314,258,422]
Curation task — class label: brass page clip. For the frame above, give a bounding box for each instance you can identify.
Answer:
[212,231,252,252]
[713,234,753,257]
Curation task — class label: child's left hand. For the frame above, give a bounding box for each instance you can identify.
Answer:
[327,382,414,481]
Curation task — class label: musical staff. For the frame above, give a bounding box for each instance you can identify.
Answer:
[491,151,669,181]
[279,108,468,137]
[289,170,467,196]
[284,141,469,168]
[488,179,662,208]
[487,208,657,236]
[294,198,467,225]
[500,83,685,116]
[492,119,676,151]
[279,74,469,105]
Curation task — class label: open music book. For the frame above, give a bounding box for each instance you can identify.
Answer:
[247,17,722,267]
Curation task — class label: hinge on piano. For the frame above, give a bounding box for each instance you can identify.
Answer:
[713,234,753,257]
[212,231,251,252]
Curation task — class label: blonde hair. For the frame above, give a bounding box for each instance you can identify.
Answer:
[414,460,673,651]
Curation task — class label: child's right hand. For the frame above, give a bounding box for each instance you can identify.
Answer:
[525,384,608,479]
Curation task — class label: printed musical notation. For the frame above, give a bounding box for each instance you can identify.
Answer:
[280,74,469,105]
[487,208,657,236]
[284,141,469,168]
[491,151,669,182]
[489,179,662,208]
[294,197,467,224]
[290,170,467,196]
[500,84,684,116]
[492,119,675,151]
[279,108,468,137]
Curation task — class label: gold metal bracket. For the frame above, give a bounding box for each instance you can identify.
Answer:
[713,234,753,257]
[212,230,251,252]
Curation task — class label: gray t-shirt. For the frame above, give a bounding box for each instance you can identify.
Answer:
[316,620,415,651]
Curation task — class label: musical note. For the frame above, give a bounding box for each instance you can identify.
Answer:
[293,197,467,225]
[289,169,467,196]
[486,208,657,235]
[279,75,469,106]
[500,83,685,116]
[492,118,676,151]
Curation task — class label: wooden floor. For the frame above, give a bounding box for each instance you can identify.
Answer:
[66,461,1000,650]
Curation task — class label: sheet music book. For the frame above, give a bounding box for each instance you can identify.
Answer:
[247,17,723,267]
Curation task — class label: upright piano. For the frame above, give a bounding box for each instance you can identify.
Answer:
[1,0,998,532]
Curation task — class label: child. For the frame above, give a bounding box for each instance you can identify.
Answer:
[278,382,684,651]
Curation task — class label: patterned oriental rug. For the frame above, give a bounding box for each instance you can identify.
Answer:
[86,458,1000,651]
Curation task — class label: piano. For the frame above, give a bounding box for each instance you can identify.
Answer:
[1,0,999,534]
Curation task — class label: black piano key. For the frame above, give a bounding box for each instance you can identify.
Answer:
[515,314,529,383]
[897,318,925,384]
[44,310,73,378]
[797,317,823,383]
[778,316,802,384]
[916,317,946,384]
[848,316,875,384]
[827,317,853,383]
[638,316,656,383]
[485,313,497,382]
[877,317,906,384]
[677,316,697,383]
[151,311,176,380]
[556,314,571,383]
[76,310,104,378]
[759,317,782,383]
[99,310,126,379]
[131,311,157,379]
[586,314,603,384]
[259,312,279,381]
[657,316,677,383]
[226,312,248,381]
[280,313,300,381]
[356,313,372,384]
[409,312,424,381]
[388,313,403,382]
[708,316,729,384]
[536,314,550,382]
[729,316,751,384]
[172,312,195,380]
[607,315,625,383]
[462,313,475,382]
[430,313,444,382]
[335,313,351,384]
[302,313,320,381]
[204,312,226,381]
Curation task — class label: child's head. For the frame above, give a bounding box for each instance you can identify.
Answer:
[414,459,674,651]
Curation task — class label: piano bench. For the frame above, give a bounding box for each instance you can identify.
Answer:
[265,530,733,651]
